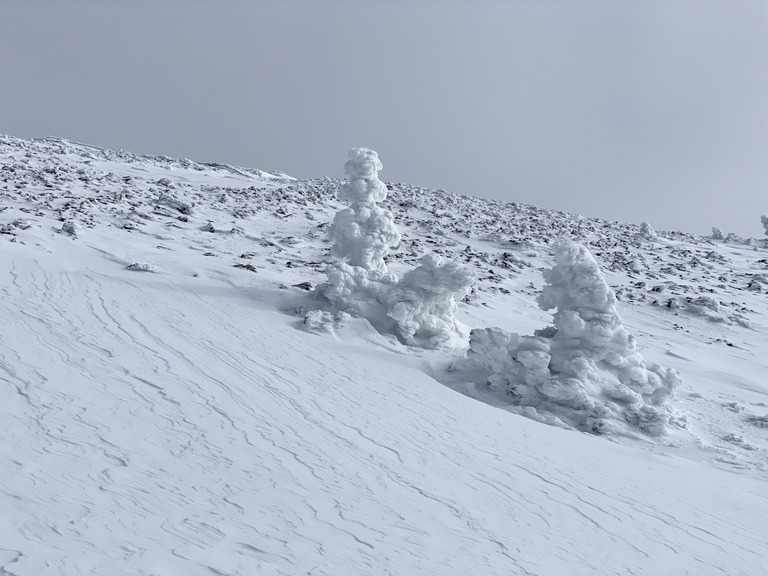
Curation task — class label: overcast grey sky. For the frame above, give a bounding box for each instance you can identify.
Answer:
[2,1,767,236]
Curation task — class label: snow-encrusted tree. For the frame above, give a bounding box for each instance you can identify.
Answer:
[322,148,400,319]
[330,148,400,274]
[387,253,474,348]
[638,221,658,241]
[762,215,768,244]
[460,240,680,436]
[317,148,473,348]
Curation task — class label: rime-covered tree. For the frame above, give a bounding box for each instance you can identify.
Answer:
[329,148,399,274]
[461,240,680,436]
[322,148,399,321]
[638,221,658,241]
[319,148,472,348]
[387,254,474,348]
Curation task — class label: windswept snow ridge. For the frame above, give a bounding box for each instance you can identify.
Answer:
[1,134,768,575]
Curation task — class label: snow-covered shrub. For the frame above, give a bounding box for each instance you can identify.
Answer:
[156,193,194,216]
[12,218,31,230]
[638,221,658,241]
[710,227,724,240]
[762,216,768,244]
[303,310,351,334]
[61,221,81,237]
[747,274,767,293]
[459,240,680,436]
[661,295,750,324]
[322,260,396,329]
[126,262,158,273]
[318,148,472,348]
[386,254,474,348]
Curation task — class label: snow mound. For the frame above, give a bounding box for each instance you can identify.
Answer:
[61,221,81,237]
[459,240,681,436]
[302,309,351,334]
[126,262,158,273]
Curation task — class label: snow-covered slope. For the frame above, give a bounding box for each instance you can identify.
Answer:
[1,135,767,575]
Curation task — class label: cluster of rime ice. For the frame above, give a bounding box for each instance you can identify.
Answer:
[330,148,401,274]
[460,240,680,436]
[321,148,400,325]
[711,217,768,247]
[387,253,474,348]
[319,148,473,348]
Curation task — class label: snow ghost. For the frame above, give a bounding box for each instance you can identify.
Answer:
[761,215,768,237]
[321,148,400,323]
[387,253,474,348]
[460,240,680,436]
[329,148,400,274]
[318,148,472,349]
[638,221,658,241]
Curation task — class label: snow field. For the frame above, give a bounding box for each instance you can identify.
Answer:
[1,135,767,574]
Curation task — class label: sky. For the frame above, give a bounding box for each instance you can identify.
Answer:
[2,0,767,237]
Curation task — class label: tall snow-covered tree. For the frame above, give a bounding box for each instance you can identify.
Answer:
[329,148,399,274]
[319,148,472,349]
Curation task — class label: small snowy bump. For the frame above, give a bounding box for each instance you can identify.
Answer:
[12,218,32,230]
[61,221,81,236]
[126,262,158,272]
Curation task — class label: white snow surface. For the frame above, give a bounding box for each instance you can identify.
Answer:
[1,134,768,575]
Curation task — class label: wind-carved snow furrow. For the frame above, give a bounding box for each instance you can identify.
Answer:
[1,230,767,576]
[96,282,411,568]
[159,286,543,570]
